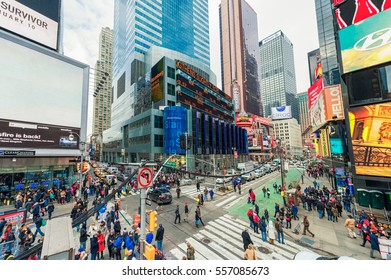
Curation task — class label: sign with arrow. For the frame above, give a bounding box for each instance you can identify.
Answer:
[138,167,153,189]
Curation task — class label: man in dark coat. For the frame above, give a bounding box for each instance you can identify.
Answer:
[174,205,181,224]
[90,233,99,260]
[79,223,88,250]
[241,227,253,251]
[107,230,116,260]
[114,219,121,235]
[155,224,164,251]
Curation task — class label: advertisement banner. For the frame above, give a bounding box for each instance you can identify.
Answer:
[0,208,26,226]
[0,0,60,49]
[151,58,164,103]
[323,85,345,120]
[271,106,292,120]
[309,92,326,127]
[307,48,321,85]
[335,0,388,30]
[164,107,188,155]
[0,119,80,149]
[308,77,324,110]
[330,138,344,154]
[339,8,391,74]
[348,101,391,177]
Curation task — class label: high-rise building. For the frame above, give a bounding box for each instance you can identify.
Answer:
[314,0,340,86]
[93,27,113,136]
[271,118,303,157]
[219,0,262,116]
[297,91,312,148]
[113,0,210,90]
[259,30,298,121]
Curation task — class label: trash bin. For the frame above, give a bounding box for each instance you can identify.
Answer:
[369,190,385,209]
[384,192,391,211]
[357,189,371,207]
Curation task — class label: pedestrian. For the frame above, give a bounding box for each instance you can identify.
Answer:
[264,208,269,222]
[33,216,45,240]
[209,188,214,200]
[302,215,315,237]
[285,211,292,229]
[275,218,285,244]
[369,231,380,259]
[253,213,260,234]
[79,223,88,250]
[292,204,298,220]
[241,227,253,251]
[331,204,338,222]
[174,205,181,224]
[113,233,124,260]
[266,221,276,244]
[113,219,121,235]
[199,193,204,206]
[176,186,181,198]
[186,242,195,260]
[90,232,99,260]
[262,186,266,198]
[97,230,105,260]
[273,182,277,194]
[155,224,164,251]
[260,216,267,242]
[249,189,256,205]
[254,203,259,216]
[274,203,280,218]
[247,208,254,228]
[360,222,370,247]
[244,243,257,260]
[203,187,208,201]
[195,205,205,226]
[196,181,200,192]
[344,215,357,239]
[47,202,54,220]
[238,182,242,195]
[184,202,189,222]
[107,230,116,260]
[266,188,271,199]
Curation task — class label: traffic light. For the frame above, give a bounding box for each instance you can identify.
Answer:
[144,241,155,260]
[133,214,140,229]
[180,134,186,149]
[149,211,158,232]
[76,163,81,172]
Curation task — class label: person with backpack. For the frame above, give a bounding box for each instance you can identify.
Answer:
[275,218,285,244]
[113,234,124,260]
[33,216,45,240]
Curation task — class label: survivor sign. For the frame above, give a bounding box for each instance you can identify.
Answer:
[0,118,80,150]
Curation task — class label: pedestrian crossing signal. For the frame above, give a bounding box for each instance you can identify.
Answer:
[149,211,158,232]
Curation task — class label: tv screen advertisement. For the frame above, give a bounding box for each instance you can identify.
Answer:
[0,0,60,49]
[164,107,188,155]
[338,8,391,74]
[348,101,391,177]
[330,138,344,154]
[271,106,292,120]
[0,31,88,155]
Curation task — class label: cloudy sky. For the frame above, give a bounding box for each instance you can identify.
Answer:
[63,0,320,131]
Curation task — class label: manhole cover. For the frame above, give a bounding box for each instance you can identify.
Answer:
[257,246,271,254]
[202,238,211,244]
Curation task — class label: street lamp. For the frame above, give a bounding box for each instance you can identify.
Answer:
[69,132,85,199]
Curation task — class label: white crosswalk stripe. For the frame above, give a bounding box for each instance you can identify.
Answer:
[167,214,314,260]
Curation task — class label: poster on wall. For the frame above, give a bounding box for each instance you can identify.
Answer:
[339,8,391,74]
[348,101,391,177]
[308,77,324,109]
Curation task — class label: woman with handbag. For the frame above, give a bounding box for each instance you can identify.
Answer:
[195,211,201,228]
[244,243,257,260]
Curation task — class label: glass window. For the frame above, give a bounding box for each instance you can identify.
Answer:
[167,66,175,79]
[167,83,176,96]
[154,134,164,147]
[154,115,163,128]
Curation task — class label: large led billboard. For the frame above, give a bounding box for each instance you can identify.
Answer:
[0,0,60,49]
[308,77,324,109]
[0,31,88,153]
[307,48,321,85]
[348,101,391,177]
[151,58,164,103]
[339,8,391,74]
[164,107,188,155]
[271,106,292,120]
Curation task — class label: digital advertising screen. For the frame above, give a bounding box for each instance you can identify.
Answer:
[164,107,188,155]
[330,138,344,155]
[348,101,391,177]
[151,58,164,103]
[339,8,391,74]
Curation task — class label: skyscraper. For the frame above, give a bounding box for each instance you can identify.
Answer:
[113,0,210,88]
[314,0,340,86]
[219,0,262,116]
[92,27,113,135]
[259,30,298,121]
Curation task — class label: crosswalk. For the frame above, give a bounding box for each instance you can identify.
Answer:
[166,213,313,260]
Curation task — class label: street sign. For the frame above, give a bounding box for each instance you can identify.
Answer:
[166,161,177,168]
[138,167,153,188]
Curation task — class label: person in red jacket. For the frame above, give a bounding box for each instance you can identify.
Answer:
[253,213,260,234]
[97,230,105,260]
[247,208,254,228]
[249,189,256,205]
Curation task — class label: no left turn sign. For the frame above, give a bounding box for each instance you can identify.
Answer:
[138,167,153,188]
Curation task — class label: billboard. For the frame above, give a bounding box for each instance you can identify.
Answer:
[330,138,344,154]
[307,48,321,85]
[164,107,188,155]
[309,93,326,127]
[323,85,345,120]
[0,31,88,154]
[335,0,389,30]
[151,58,164,103]
[308,77,324,109]
[339,8,391,74]
[348,101,391,177]
[0,0,60,49]
[271,106,292,120]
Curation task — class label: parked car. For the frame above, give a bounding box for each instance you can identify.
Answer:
[242,173,252,181]
[147,188,172,205]
[216,176,231,184]
[180,179,193,186]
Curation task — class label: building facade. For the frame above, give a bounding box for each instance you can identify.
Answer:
[271,118,303,157]
[315,0,340,86]
[219,0,262,116]
[259,31,299,121]
[297,91,313,149]
[92,27,113,136]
